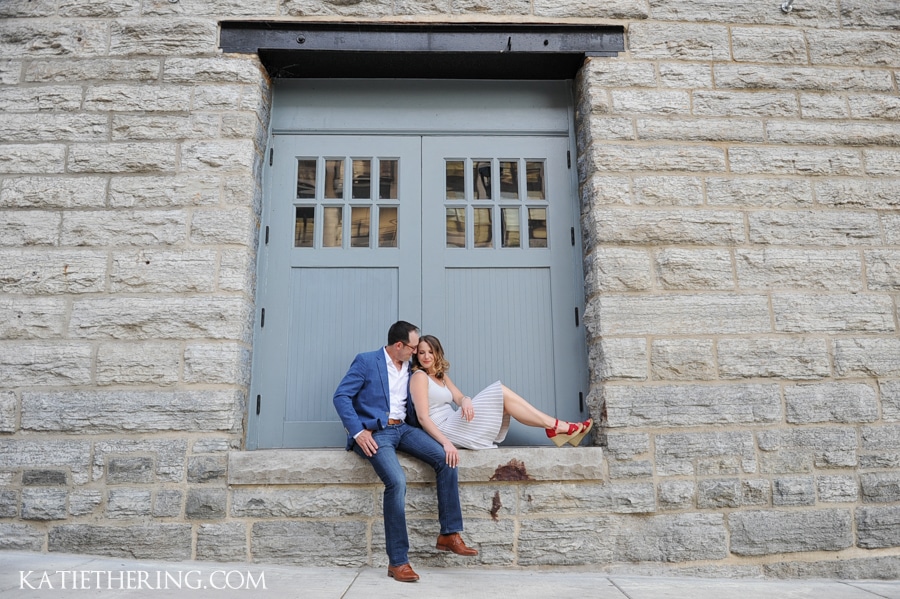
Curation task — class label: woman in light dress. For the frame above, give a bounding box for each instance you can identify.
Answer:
[410,334,592,467]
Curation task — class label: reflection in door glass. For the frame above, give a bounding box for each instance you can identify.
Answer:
[528,208,547,248]
[352,160,371,199]
[473,161,492,200]
[445,161,465,200]
[500,161,518,199]
[294,206,314,247]
[501,207,520,248]
[323,206,342,247]
[446,207,465,248]
[297,160,316,199]
[324,160,344,199]
[474,207,492,248]
[526,161,545,200]
[379,206,397,247]
[379,160,398,200]
[350,206,370,247]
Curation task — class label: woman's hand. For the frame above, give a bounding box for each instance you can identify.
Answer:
[459,396,474,422]
[443,441,459,468]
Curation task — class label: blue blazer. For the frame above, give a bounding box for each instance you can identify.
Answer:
[333,348,417,450]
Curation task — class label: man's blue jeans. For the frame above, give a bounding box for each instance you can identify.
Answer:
[353,422,464,567]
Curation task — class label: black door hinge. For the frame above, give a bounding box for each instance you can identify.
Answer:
[567,150,571,168]
[571,227,575,246]
[260,308,265,328]
[579,392,584,412]
[574,306,580,327]
[256,394,261,415]
[269,148,273,166]
[265,226,269,245]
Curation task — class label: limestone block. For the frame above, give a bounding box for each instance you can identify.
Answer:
[21,488,67,520]
[637,117,764,143]
[163,56,264,84]
[183,342,251,386]
[0,144,65,174]
[628,23,730,61]
[0,86,82,112]
[49,524,192,560]
[655,431,756,476]
[651,338,716,381]
[582,61,656,88]
[633,176,704,206]
[282,0,392,16]
[185,488,225,519]
[767,556,900,580]
[655,249,733,290]
[153,490,182,518]
[758,427,858,470]
[867,150,900,177]
[69,296,252,341]
[856,506,900,549]
[222,113,263,141]
[22,470,67,486]
[69,490,102,516]
[182,140,256,173]
[612,90,690,115]
[0,22,108,58]
[107,488,152,519]
[850,95,900,120]
[750,211,878,246]
[0,211,59,246]
[732,148,861,176]
[773,294,895,333]
[62,210,184,246]
[608,459,654,479]
[647,0,840,26]
[866,250,900,290]
[883,382,900,422]
[109,174,219,208]
[25,58,159,82]
[729,509,852,555]
[816,179,900,209]
[590,294,769,336]
[0,440,92,485]
[736,249,862,291]
[0,113,107,142]
[142,0,279,16]
[587,145,726,173]
[834,337,900,377]
[584,248,651,294]
[706,177,812,208]
[886,214,900,245]
[604,432,650,460]
[196,522,247,562]
[110,249,217,292]
[57,0,140,16]
[251,521,368,566]
[588,209,743,246]
[579,175,631,206]
[841,0,900,29]
[786,382,878,424]
[861,426,900,452]
[218,248,255,294]
[808,30,900,68]
[714,64,893,93]
[112,114,219,141]
[592,337,647,381]
[534,0,648,18]
[658,480,695,510]
[694,91,798,117]
[817,475,859,503]
[582,117,634,144]
[0,249,107,294]
[0,523,44,551]
[190,207,257,246]
[22,390,242,433]
[773,477,816,506]
[861,472,900,504]
[718,338,830,380]
[521,482,656,514]
[697,479,740,508]
[232,488,374,518]
[608,384,781,428]
[731,27,808,64]
[742,479,771,506]
[0,391,15,433]
[97,342,181,386]
[860,453,900,470]
[107,457,155,484]
[0,491,16,518]
[767,121,900,146]
[0,59,18,84]
[801,93,850,119]
[193,438,237,453]
[187,455,226,484]
[0,342,92,386]
[1,176,106,208]
[97,438,186,486]
[84,84,191,112]
[68,142,177,174]
[659,63,712,88]
[109,19,218,56]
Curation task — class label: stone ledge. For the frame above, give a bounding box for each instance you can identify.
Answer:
[228,447,604,485]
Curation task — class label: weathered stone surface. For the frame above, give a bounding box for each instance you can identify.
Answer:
[659,63,711,88]
[758,428,858,471]
[583,61,656,88]
[0,524,44,551]
[694,91,798,116]
[808,30,900,68]
[0,113,108,142]
[816,179,900,209]
[586,145,726,173]
[153,490,182,518]
[0,210,59,246]
[629,23,729,61]
[765,556,900,580]
[732,27,807,64]
[0,22,108,58]
[69,296,252,341]
[0,490,18,518]
[735,249,862,290]
[96,342,181,386]
[0,440,91,485]
[22,469,67,486]
[850,95,900,120]
[773,294,895,333]
[866,250,900,290]
[768,121,900,146]
[21,488,67,520]
[714,64,893,92]
[856,506,900,549]
[192,85,244,111]
[632,176,704,206]
[522,482,656,514]
[658,480,695,510]
[0,249,107,294]
[109,19,217,56]
[49,524,192,559]
[656,249,733,289]
[109,174,219,208]
[182,140,257,173]
[718,338,830,380]
[731,148,861,176]
[801,93,850,119]
[651,339,716,380]
[185,488,225,519]
[184,342,250,385]
[69,490,102,517]
[865,150,900,176]
[785,383,878,424]
[697,479,740,508]
[773,477,816,506]
[1,176,106,208]
[0,342,92,386]
[107,457,154,484]
[817,475,859,503]
[612,90,690,115]
[196,522,247,562]
[742,479,771,506]
[885,214,900,244]
[187,455,226,483]
[534,0,648,18]
[861,426,900,452]
[0,144,66,174]
[638,117,763,143]
[590,294,769,336]
[57,0,140,17]
[655,431,756,476]
[592,337,646,381]
[0,58,20,84]
[190,207,256,246]
[587,209,743,246]
[251,521,368,566]
[0,391,15,433]
[110,249,217,292]
[883,382,900,422]
[706,177,812,208]
[861,473,900,504]
[584,248,652,293]
[163,56,264,84]
[25,58,159,82]
[729,510,853,555]
[232,488,373,518]
[218,248,255,294]
[112,114,218,140]
[107,488,152,518]
[648,0,840,26]
[580,174,631,206]
[0,85,83,113]
[68,143,177,174]
[22,390,241,433]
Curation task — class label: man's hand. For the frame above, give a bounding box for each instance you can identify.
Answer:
[356,429,379,457]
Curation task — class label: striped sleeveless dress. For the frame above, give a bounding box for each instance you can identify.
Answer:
[427,376,510,450]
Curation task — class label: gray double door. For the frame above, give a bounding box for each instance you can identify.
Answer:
[250,86,588,449]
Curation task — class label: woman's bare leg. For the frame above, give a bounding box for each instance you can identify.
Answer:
[500,385,570,432]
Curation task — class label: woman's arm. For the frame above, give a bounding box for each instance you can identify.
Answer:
[409,371,461,467]
[444,375,474,422]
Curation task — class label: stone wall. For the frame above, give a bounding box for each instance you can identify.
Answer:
[1,0,899,578]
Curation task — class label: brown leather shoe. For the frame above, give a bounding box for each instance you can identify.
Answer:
[436,533,478,556]
[387,563,419,582]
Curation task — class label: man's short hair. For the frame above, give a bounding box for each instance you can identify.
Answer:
[387,321,419,345]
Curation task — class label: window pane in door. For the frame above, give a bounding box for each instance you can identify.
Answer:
[350,206,370,247]
[297,160,316,199]
[352,159,371,199]
[379,206,398,247]
[473,160,492,200]
[526,161,545,200]
[324,159,344,199]
[474,207,493,248]
[501,207,520,248]
[323,206,342,247]
[446,207,465,248]
[446,161,465,200]
[379,160,398,200]
[500,161,519,199]
[528,207,547,248]
[294,206,314,247]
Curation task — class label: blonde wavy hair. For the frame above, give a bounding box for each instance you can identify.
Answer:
[412,334,450,380]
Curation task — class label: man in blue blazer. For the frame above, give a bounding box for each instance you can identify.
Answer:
[333,320,478,583]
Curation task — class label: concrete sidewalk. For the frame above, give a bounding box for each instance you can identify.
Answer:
[1,551,899,599]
